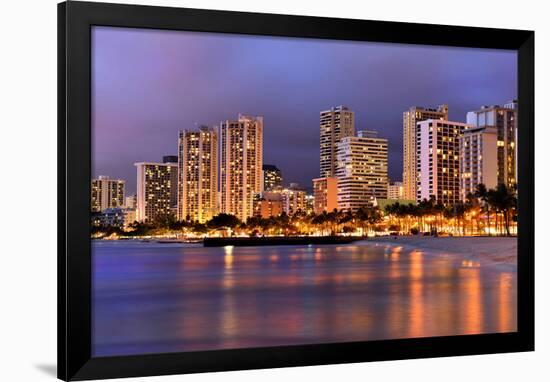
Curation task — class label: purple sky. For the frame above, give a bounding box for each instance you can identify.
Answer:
[92,26,517,195]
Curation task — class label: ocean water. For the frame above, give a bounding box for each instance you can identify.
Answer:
[92,240,516,356]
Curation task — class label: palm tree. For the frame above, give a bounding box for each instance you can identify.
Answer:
[474,183,490,235]
[465,192,479,235]
[454,202,467,235]
[312,211,329,235]
[354,207,370,236]
[367,207,382,233]
[338,210,355,234]
[397,203,409,232]
[246,216,264,236]
[290,210,308,235]
[487,184,516,236]
[411,204,421,231]
[275,212,291,236]
[418,197,436,234]
[355,206,382,236]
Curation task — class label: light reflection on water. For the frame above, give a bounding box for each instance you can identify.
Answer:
[92,241,516,357]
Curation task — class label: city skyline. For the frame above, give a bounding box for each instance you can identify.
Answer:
[92,26,516,194]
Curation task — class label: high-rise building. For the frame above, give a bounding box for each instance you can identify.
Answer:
[135,159,178,222]
[305,194,315,215]
[320,106,355,178]
[91,175,125,212]
[178,126,218,223]
[387,181,404,200]
[162,155,178,164]
[124,194,137,209]
[459,126,498,200]
[262,164,282,191]
[281,184,307,216]
[403,105,448,200]
[220,114,263,222]
[163,156,179,214]
[416,119,468,206]
[466,102,518,189]
[312,177,338,215]
[336,130,388,211]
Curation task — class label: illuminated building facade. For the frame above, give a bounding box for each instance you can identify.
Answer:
[417,120,467,206]
[135,159,178,222]
[336,130,388,211]
[91,207,137,229]
[220,114,263,222]
[320,106,355,178]
[281,184,307,216]
[305,194,315,215]
[262,164,282,191]
[403,105,448,200]
[253,192,283,218]
[459,125,498,201]
[124,194,137,209]
[91,175,125,212]
[387,181,404,200]
[178,126,218,223]
[313,177,338,215]
[466,102,518,189]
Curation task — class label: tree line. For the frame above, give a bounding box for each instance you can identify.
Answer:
[383,183,517,236]
[92,183,517,238]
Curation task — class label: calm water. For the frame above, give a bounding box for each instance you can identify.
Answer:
[92,240,516,357]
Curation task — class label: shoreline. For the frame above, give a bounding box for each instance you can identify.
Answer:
[364,236,517,270]
[94,235,517,270]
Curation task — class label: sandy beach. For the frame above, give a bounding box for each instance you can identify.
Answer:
[366,236,517,268]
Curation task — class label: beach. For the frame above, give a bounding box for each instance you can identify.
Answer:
[367,236,517,268]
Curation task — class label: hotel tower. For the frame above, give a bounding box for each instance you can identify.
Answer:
[135,157,178,222]
[416,119,468,206]
[281,184,307,216]
[459,125,498,201]
[464,102,518,191]
[220,114,263,222]
[261,164,282,191]
[403,105,448,200]
[336,130,388,211]
[178,126,218,223]
[320,106,355,178]
[91,175,125,212]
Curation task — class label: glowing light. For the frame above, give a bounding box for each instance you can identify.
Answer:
[224,245,234,270]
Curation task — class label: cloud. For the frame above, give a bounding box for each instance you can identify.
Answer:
[92,27,516,194]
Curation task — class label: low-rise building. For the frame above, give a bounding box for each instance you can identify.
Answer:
[92,208,125,228]
[281,184,307,216]
[313,177,338,215]
[253,192,283,218]
[387,181,404,200]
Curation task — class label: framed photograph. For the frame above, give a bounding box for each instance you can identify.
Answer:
[58,1,534,380]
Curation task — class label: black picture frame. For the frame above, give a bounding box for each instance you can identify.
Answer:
[58,1,535,380]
